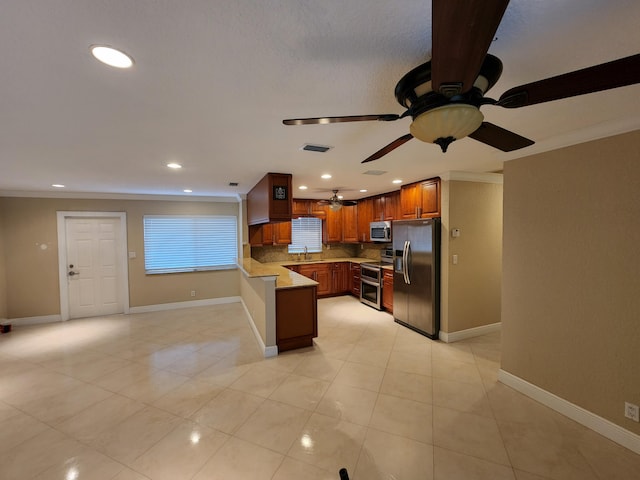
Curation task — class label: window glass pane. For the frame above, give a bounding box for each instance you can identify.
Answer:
[288,217,322,253]
[143,215,238,273]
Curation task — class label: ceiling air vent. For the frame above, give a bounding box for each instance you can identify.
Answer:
[363,170,388,176]
[301,144,332,153]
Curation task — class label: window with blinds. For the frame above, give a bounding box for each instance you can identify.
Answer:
[143,215,238,274]
[288,217,323,254]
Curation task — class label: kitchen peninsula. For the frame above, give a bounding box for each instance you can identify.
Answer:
[238,257,375,356]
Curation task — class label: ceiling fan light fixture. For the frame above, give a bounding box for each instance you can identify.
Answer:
[410,104,484,151]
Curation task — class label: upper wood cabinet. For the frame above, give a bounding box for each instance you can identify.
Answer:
[292,199,327,219]
[384,190,400,221]
[324,206,342,243]
[273,221,292,245]
[247,173,293,225]
[400,177,441,219]
[248,221,291,246]
[356,197,373,242]
[341,204,358,243]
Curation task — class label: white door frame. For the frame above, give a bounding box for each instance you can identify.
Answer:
[57,211,130,321]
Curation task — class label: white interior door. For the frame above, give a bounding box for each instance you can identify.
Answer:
[65,217,124,319]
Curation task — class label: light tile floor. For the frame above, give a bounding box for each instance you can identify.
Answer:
[1,296,639,479]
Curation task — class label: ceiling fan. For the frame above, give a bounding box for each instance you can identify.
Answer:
[317,190,357,211]
[283,0,640,162]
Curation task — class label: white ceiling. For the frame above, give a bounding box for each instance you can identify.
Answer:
[1,0,639,201]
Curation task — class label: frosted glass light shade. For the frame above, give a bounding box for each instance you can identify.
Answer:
[410,104,483,143]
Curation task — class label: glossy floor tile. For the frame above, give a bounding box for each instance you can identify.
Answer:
[1,297,639,479]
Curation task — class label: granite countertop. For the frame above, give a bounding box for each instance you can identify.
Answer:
[237,257,380,289]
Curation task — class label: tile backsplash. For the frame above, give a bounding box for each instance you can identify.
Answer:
[250,243,384,263]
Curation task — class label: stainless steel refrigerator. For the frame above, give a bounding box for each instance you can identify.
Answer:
[392,218,440,339]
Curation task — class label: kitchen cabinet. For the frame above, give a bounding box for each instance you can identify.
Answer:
[382,269,393,312]
[248,222,290,246]
[372,194,385,221]
[341,204,358,243]
[292,199,327,219]
[350,262,361,298]
[356,197,373,242]
[324,206,342,243]
[384,190,400,220]
[298,263,331,296]
[276,286,317,352]
[400,177,441,219]
[247,173,293,225]
[330,262,350,294]
[273,221,291,245]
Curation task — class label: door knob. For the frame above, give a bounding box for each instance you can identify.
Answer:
[68,271,79,276]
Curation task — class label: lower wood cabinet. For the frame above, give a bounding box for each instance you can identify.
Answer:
[330,262,350,294]
[350,262,361,297]
[298,263,331,296]
[382,269,393,312]
[276,286,317,352]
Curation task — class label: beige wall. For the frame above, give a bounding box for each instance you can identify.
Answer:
[0,196,241,319]
[440,178,503,334]
[0,202,7,319]
[502,129,640,435]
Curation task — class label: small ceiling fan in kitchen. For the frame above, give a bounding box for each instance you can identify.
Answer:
[317,189,357,211]
[283,0,640,162]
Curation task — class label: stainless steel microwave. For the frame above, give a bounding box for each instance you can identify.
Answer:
[370,221,391,242]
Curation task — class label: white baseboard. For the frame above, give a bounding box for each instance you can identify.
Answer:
[439,322,501,343]
[129,296,241,314]
[239,299,278,358]
[8,314,63,326]
[499,369,640,455]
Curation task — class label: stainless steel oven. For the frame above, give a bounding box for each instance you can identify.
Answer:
[360,262,383,310]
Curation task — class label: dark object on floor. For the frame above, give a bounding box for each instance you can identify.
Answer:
[339,468,349,480]
[0,323,11,334]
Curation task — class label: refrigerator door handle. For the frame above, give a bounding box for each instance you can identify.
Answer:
[403,240,411,285]
[405,240,411,284]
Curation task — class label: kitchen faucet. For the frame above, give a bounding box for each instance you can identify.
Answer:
[304,245,309,260]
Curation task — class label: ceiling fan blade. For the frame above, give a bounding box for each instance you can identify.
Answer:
[361,133,414,163]
[316,200,330,205]
[468,122,534,152]
[283,114,399,125]
[431,0,509,96]
[498,54,640,108]
[342,200,357,206]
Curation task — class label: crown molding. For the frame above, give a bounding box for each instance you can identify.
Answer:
[438,171,503,184]
[0,190,240,203]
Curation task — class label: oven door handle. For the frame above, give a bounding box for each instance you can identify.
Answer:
[361,278,380,287]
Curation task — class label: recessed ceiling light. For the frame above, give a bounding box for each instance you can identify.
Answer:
[183,189,193,193]
[392,179,402,184]
[359,189,368,193]
[52,184,65,188]
[90,45,134,68]
[321,174,332,179]
[298,185,308,190]
[166,163,182,169]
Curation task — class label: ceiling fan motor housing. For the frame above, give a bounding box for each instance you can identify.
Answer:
[395,55,503,149]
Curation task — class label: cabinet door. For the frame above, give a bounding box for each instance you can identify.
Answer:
[311,202,327,219]
[419,179,441,218]
[341,205,358,243]
[298,264,331,296]
[357,197,373,242]
[400,183,419,219]
[382,270,393,312]
[384,191,400,221]
[372,195,385,222]
[273,221,291,245]
[292,199,311,217]
[249,224,274,246]
[315,265,331,296]
[325,207,342,243]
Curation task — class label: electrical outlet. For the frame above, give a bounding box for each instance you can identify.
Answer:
[624,402,639,422]
[190,290,196,297]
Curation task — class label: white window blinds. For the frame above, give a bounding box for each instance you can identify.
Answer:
[143,215,238,273]
[288,217,323,254]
